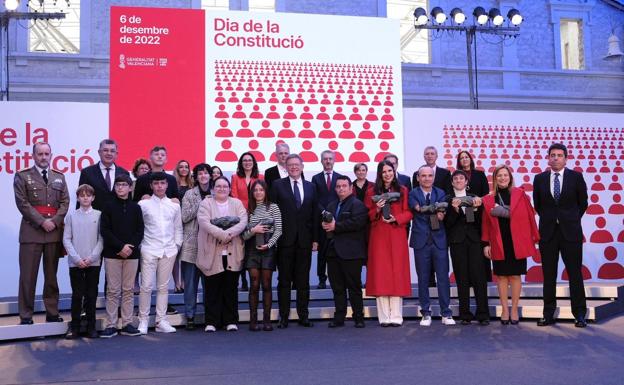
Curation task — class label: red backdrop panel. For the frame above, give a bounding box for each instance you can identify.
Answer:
[110,6,205,170]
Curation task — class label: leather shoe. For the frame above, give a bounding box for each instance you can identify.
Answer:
[574,318,587,328]
[380,322,390,327]
[186,317,196,331]
[317,281,327,289]
[478,320,490,326]
[328,321,344,328]
[277,319,288,329]
[46,315,64,323]
[298,319,314,327]
[354,321,365,328]
[85,329,99,339]
[537,318,556,327]
[65,329,80,339]
[19,318,34,325]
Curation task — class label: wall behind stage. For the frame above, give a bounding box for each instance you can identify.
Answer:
[0,103,622,298]
[0,102,108,298]
[402,108,624,284]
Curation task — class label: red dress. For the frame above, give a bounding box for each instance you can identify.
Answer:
[364,185,413,297]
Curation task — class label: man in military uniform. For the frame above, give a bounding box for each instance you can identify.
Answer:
[13,142,70,325]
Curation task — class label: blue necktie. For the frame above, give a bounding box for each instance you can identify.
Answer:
[425,192,431,206]
[335,201,342,218]
[293,180,302,209]
[554,172,561,202]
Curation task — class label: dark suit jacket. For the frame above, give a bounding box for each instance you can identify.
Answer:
[467,169,489,197]
[412,166,452,194]
[132,171,180,202]
[397,172,412,191]
[532,168,588,242]
[444,192,482,244]
[326,195,368,260]
[311,170,342,209]
[78,162,129,211]
[270,177,318,248]
[408,186,447,249]
[265,165,304,191]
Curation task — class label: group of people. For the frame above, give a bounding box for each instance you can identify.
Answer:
[13,138,589,339]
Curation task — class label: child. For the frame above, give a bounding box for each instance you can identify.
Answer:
[62,184,103,339]
[99,174,144,338]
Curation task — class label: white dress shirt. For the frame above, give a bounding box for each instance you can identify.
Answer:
[278,165,289,178]
[549,168,565,197]
[289,176,304,202]
[99,162,116,190]
[139,195,183,258]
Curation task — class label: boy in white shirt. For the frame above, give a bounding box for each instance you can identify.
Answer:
[137,172,183,334]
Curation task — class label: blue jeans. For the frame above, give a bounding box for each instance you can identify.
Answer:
[414,242,451,317]
[181,261,202,318]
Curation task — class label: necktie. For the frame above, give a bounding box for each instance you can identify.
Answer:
[293,180,302,209]
[554,172,561,202]
[105,167,112,191]
[425,192,431,206]
[42,169,48,184]
[326,172,331,191]
[335,201,342,218]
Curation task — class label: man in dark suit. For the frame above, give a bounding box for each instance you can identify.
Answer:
[132,146,180,202]
[321,175,367,328]
[384,153,412,191]
[270,154,319,328]
[311,150,342,289]
[412,146,452,193]
[78,139,130,211]
[533,143,588,327]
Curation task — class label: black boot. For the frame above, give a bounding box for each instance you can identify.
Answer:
[262,287,273,331]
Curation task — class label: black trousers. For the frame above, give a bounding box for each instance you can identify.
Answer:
[317,231,329,282]
[203,270,239,327]
[277,244,312,320]
[69,266,101,331]
[450,240,489,321]
[540,226,587,320]
[327,256,364,323]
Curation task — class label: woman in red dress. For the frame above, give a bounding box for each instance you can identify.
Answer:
[365,160,413,326]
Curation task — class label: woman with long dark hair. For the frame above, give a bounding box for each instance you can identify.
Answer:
[242,180,282,331]
[364,160,412,326]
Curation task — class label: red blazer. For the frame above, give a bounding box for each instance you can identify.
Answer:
[481,187,540,261]
[231,174,264,210]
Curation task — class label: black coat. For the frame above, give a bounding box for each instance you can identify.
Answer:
[326,195,368,260]
[270,177,318,248]
[311,170,342,209]
[532,168,588,242]
[466,169,489,198]
[100,196,144,259]
[444,192,482,244]
[77,162,129,211]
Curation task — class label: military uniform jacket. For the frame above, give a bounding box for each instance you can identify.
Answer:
[14,167,70,243]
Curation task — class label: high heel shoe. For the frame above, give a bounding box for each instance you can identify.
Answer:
[510,318,520,325]
[500,316,510,325]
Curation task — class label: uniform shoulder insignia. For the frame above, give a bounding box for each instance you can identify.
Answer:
[17,167,32,173]
[50,168,65,175]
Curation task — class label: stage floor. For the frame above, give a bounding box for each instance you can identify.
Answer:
[0,314,623,385]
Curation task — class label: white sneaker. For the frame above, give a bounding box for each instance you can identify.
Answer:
[442,316,456,326]
[155,320,176,333]
[204,325,216,333]
[420,315,432,326]
[226,324,238,331]
[138,319,148,335]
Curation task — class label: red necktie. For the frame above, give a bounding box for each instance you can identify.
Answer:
[326,172,331,191]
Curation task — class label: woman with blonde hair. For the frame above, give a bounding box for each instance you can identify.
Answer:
[482,164,539,324]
